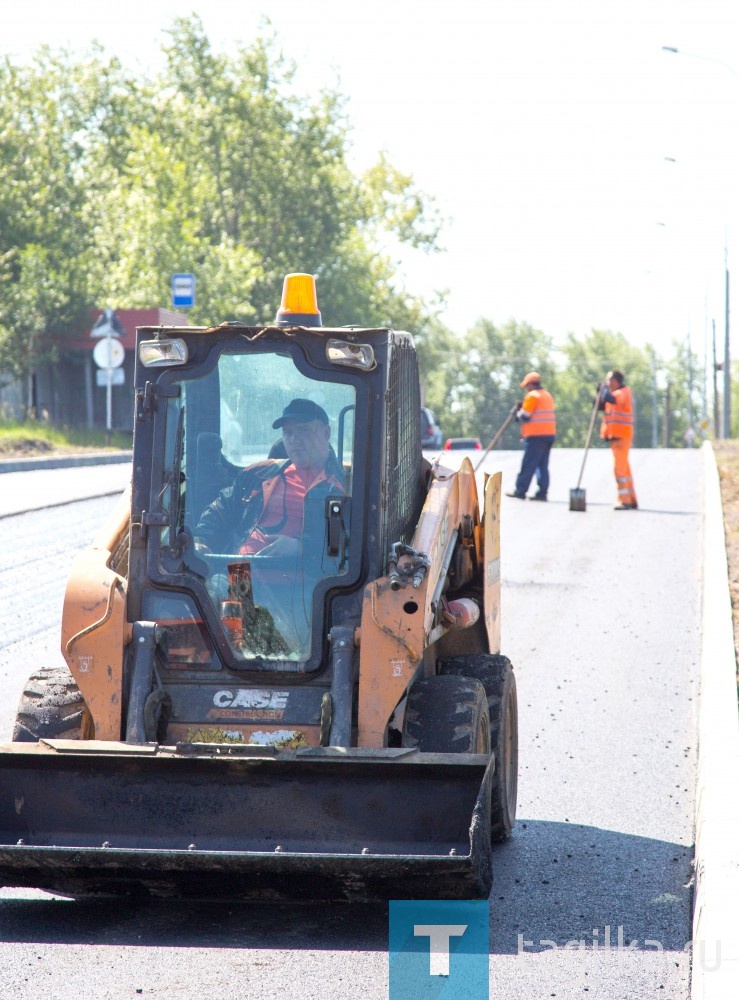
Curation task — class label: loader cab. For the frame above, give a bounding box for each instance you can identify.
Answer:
[133,337,362,674]
[130,285,422,681]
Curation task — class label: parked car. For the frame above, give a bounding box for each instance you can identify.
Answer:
[420,407,443,449]
[444,437,482,451]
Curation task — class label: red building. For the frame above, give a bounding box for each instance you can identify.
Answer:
[36,307,188,431]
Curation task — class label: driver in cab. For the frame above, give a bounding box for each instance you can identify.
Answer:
[194,398,345,557]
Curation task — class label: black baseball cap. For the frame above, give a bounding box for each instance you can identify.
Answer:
[272,398,329,428]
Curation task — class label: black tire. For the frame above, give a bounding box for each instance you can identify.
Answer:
[401,674,490,753]
[440,653,518,841]
[12,667,93,742]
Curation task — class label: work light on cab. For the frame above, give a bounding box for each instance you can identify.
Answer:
[275,273,322,327]
[326,338,376,371]
[139,337,188,367]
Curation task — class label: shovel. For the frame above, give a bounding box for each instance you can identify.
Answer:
[474,404,519,472]
[569,392,601,512]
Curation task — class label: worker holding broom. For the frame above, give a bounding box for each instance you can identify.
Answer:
[506,372,557,501]
[599,369,638,510]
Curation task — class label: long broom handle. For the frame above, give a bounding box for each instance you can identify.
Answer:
[474,404,520,472]
[575,392,602,490]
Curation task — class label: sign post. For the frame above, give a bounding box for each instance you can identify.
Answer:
[92,333,125,444]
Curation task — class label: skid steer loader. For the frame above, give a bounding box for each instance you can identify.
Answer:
[0,274,518,902]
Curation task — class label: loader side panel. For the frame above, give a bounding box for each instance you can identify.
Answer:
[482,471,502,654]
[61,489,132,740]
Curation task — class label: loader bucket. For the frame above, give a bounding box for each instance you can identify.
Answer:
[0,742,493,902]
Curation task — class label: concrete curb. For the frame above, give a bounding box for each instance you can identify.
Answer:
[693,442,739,998]
[0,451,132,474]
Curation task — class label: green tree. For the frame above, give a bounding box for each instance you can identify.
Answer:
[553,330,654,447]
[661,339,706,447]
[134,17,442,327]
[0,17,443,400]
[418,317,554,444]
[0,49,121,393]
[414,316,459,417]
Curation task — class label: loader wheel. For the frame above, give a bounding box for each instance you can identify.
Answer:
[12,667,93,742]
[440,654,518,841]
[401,675,490,753]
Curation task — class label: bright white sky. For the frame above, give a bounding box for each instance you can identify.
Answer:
[4,0,739,361]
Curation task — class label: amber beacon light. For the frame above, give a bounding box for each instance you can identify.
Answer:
[275,273,322,327]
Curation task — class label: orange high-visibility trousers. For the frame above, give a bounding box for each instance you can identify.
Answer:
[610,438,637,506]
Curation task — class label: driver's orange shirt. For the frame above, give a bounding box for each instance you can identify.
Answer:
[238,465,326,555]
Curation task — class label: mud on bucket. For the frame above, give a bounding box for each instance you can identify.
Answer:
[569,487,586,512]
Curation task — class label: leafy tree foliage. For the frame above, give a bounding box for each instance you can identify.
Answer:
[0,19,715,443]
[0,49,115,381]
[432,318,556,446]
[0,17,440,394]
[552,330,656,447]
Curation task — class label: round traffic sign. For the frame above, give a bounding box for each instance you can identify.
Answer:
[92,337,125,369]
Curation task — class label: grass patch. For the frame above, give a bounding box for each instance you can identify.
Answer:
[0,420,132,456]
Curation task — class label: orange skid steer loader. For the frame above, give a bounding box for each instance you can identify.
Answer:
[0,275,518,901]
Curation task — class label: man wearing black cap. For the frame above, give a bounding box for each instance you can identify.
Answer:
[195,397,345,556]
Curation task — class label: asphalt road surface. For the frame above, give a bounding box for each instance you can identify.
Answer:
[0,448,702,999]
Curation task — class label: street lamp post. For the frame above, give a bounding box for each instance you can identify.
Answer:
[725,253,731,437]
[662,45,738,438]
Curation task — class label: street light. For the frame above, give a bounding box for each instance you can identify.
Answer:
[661,46,739,83]
[662,44,738,438]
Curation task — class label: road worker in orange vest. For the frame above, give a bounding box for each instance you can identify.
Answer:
[506,372,557,501]
[599,369,638,510]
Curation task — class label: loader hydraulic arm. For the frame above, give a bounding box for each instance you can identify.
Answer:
[357,460,500,748]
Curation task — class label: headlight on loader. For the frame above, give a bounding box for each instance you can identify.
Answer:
[139,338,189,367]
[326,338,376,371]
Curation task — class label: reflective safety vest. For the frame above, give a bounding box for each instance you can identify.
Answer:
[520,388,556,438]
[600,386,634,442]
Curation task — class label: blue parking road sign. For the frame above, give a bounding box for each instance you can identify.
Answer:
[172,273,196,308]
